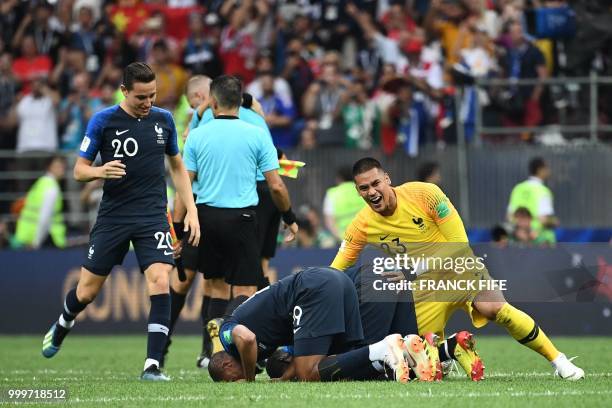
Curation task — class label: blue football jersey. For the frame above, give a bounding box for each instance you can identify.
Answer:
[79,105,179,223]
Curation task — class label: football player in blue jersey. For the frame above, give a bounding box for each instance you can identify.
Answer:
[42,62,200,381]
[207,267,416,383]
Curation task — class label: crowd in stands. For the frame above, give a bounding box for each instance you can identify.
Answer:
[1,0,610,248]
[2,0,607,158]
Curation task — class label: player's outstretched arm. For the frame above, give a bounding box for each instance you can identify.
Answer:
[330,216,367,271]
[232,325,258,381]
[73,157,126,182]
[167,154,200,246]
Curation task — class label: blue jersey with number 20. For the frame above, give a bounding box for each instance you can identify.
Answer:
[79,105,179,223]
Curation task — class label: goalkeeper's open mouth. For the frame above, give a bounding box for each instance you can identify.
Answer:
[369,194,384,209]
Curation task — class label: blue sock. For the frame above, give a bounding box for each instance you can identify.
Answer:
[168,288,186,335]
[318,347,382,381]
[147,294,170,367]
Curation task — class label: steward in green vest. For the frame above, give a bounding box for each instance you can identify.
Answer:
[323,167,365,240]
[15,156,67,248]
[507,158,558,244]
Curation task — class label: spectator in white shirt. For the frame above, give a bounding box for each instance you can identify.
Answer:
[14,78,59,154]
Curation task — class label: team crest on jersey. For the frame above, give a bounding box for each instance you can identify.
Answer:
[412,216,426,230]
[412,216,428,233]
[154,123,165,144]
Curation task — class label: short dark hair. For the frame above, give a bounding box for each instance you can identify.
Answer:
[352,157,383,178]
[266,348,293,379]
[210,75,242,109]
[528,157,547,176]
[152,39,168,51]
[208,351,231,382]
[45,155,66,169]
[417,161,440,182]
[491,225,508,242]
[514,207,532,218]
[122,62,155,91]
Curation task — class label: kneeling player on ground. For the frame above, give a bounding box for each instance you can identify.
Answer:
[330,157,584,381]
[207,267,417,382]
[263,265,482,381]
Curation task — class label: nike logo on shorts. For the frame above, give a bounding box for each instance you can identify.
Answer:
[116,129,129,136]
[293,327,301,334]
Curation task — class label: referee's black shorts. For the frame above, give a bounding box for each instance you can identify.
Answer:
[255,181,281,259]
[196,204,262,286]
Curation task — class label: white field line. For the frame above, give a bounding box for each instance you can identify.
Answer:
[2,370,612,381]
[52,389,612,404]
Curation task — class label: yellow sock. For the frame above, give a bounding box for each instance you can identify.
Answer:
[494,303,560,361]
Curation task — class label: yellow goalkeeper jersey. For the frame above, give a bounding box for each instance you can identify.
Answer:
[330,182,469,271]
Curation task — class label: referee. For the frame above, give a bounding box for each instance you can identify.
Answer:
[182,75,298,325]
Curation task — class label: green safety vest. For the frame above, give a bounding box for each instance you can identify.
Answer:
[173,95,190,153]
[508,179,556,243]
[15,175,66,248]
[327,182,365,237]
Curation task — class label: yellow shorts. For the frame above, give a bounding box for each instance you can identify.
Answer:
[414,300,489,338]
[412,267,492,338]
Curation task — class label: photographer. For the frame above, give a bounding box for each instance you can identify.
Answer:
[341,81,380,150]
[302,62,349,147]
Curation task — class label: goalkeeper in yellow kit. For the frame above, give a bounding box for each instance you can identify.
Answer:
[330,157,584,381]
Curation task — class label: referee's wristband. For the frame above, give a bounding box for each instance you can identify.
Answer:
[281,208,297,225]
[242,92,253,109]
[173,222,185,240]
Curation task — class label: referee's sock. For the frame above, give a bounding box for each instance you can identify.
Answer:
[168,287,187,335]
[53,288,88,346]
[145,294,170,370]
[318,347,382,381]
[225,295,248,316]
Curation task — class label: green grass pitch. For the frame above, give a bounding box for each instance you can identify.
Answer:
[1,335,610,407]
